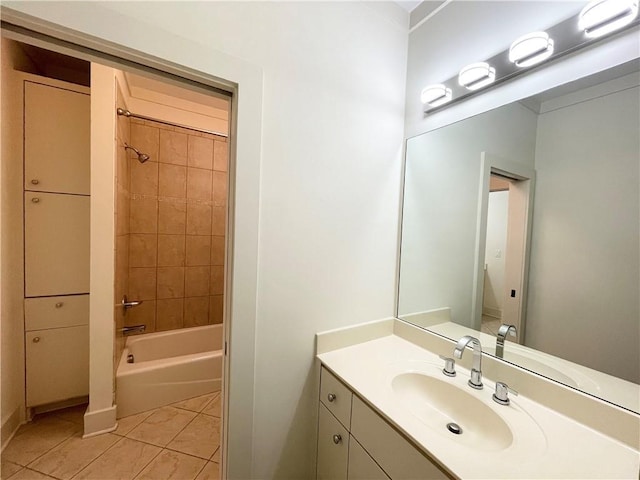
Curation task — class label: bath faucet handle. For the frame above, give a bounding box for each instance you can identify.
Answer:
[438,355,456,377]
[122,295,143,310]
[493,381,518,405]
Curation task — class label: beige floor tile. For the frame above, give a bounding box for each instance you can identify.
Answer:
[73,437,161,480]
[202,394,221,418]
[167,415,220,459]
[113,410,155,436]
[7,468,57,480]
[2,459,23,478]
[52,404,88,425]
[210,448,220,463]
[135,450,206,480]
[195,461,219,480]
[28,433,119,480]
[171,394,215,413]
[126,407,196,447]
[2,417,80,466]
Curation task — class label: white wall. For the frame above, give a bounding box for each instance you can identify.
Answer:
[483,190,508,316]
[2,2,409,478]
[398,103,537,326]
[527,75,640,383]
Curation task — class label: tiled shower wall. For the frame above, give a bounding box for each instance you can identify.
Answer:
[124,117,227,334]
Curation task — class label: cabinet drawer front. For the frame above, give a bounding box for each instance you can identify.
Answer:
[320,367,353,428]
[26,325,89,407]
[351,396,449,480]
[25,192,90,297]
[317,403,349,480]
[24,81,90,195]
[25,295,89,331]
[348,435,390,480]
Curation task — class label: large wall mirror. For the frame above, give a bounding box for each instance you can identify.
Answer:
[397,59,639,413]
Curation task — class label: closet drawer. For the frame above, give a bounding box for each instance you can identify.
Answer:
[25,295,89,331]
[320,367,353,428]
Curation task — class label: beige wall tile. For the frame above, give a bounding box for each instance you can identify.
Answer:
[213,140,228,172]
[156,298,184,331]
[210,236,225,266]
[129,268,157,301]
[130,161,158,196]
[129,234,157,268]
[186,236,211,266]
[188,136,214,170]
[184,297,209,327]
[129,197,158,234]
[187,168,213,201]
[116,185,130,236]
[185,266,210,297]
[210,266,224,295]
[212,172,227,207]
[136,450,205,480]
[125,300,156,333]
[157,267,185,299]
[166,414,220,459]
[159,130,188,165]
[186,203,212,236]
[131,124,159,162]
[116,235,129,293]
[157,235,186,267]
[159,163,187,198]
[158,201,187,235]
[209,295,223,325]
[211,207,226,236]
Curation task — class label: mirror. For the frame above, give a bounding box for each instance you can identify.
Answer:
[397,59,640,413]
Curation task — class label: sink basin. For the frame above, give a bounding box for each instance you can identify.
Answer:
[392,372,513,452]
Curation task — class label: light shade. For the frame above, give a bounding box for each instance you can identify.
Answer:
[458,62,496,90]
[509,32,555,67]
[421,84,452,108]
[579,0,639,38]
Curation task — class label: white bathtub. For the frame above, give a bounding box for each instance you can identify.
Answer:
[116,324,222,418]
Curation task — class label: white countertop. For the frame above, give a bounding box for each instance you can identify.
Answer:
[318,334,640,479]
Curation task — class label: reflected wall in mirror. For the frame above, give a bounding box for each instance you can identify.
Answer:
[398,60,639,413]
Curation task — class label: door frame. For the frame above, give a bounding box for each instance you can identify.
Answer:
[471,152,535,341]
[1,9,263,479]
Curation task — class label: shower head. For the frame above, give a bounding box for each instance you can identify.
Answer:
[124,143,150,163]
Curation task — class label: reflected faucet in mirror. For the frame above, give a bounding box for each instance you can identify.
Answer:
[496,324,517,358]
[454,335,483,390]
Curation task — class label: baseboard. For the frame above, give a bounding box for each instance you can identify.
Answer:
[1,406,23,452]
[482,306,502,319]
[83,404,117,438]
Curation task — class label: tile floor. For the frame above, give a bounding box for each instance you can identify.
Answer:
[480,315,501,336]
[1,391,222,480]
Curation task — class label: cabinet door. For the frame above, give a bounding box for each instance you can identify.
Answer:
[25,295,89,331]
[317,403,348,480]
[26,325,89,407]
[25,192,90,297]
[24,81,90,195]
[348,436,390,480]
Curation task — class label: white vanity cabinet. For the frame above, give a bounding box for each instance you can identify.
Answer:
[317,367,450,480]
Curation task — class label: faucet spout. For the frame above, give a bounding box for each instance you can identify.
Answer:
[496,324,517,358]
[453,335,483,390]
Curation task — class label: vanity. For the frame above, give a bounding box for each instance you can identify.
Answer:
[315,319,640,479]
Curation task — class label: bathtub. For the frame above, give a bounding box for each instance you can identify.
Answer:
[116,324,223,418]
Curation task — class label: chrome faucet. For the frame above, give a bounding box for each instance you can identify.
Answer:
[453,335,483,390]
[496,324,517,358]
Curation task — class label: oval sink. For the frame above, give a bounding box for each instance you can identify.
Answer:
[392,372,513,452]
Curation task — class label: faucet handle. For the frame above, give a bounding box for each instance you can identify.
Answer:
[438,355,456,377]
[493,381,518,405]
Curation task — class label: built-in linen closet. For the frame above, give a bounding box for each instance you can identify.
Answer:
[22,74,90,411]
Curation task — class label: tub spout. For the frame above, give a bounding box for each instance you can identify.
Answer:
[121,325,146,335]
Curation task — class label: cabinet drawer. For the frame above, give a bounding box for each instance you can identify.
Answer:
[348,435,390,480]
[24,191,90,297]
[351,396,449,480]
[26,325,89,407]
[317,403,349,480]
[320,367,352,428]
[25,295,89,331]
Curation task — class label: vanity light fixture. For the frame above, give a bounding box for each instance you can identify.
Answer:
[579,0,639,37]
[420,84,453,107]
[458,62,496,90]
[509,32,555,67]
